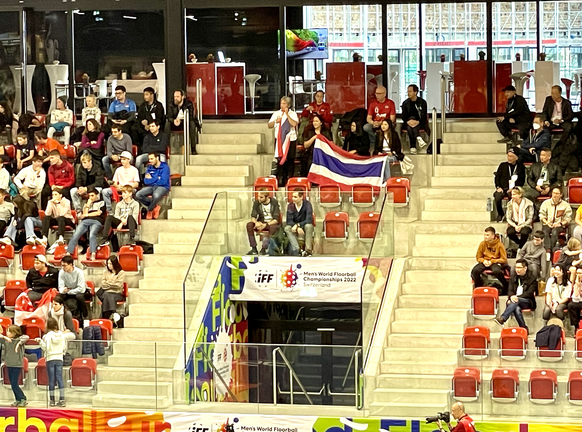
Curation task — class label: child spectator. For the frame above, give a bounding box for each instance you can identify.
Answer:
[102,151,140,213]
[13,155,45,209]
[0,325,29,406]
[102,185,139,245]
[50,294,77,333]
[35,130,66,160]
[81,94,102,127]
[15,132,35,170]
[71,152,105,214]
[97,256,126,319]
[44,149,75,205]
[40,187,75,252]
[47,96,74,145]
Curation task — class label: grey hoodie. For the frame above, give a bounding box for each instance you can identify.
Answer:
[0,335,29,367]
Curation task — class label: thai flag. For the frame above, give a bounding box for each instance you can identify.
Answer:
[307,134,390,191]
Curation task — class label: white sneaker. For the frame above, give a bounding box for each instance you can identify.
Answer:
[37,236,48,247]
[56,236,64,246]
[26,237,36,245]
[47,242,59,255]
[417,136,428,149]
[410,148,417,155]
[0,237,11,245]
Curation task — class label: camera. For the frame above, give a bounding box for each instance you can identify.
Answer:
[426,411,450,424]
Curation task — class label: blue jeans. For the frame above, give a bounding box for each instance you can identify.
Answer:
[101,188,115,212]
[7,367,25,402]
[136,153,166,175]
[67,219,103,254]
[500,298,533,328]
[47,360,65,400]
[5,216,41,240]
[136,186,169,212]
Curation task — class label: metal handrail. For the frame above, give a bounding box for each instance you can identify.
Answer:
[196,78,203,129]
[272,347,313,405]
[184,108,190,173]
[327,347,362,409]
[440,74,447,138]
[199,347,239,402]
[277,382,325,396]
[284,306,305,346]
[341,332,361,388]
[431,107,438,168]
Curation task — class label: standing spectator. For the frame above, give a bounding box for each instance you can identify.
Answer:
[542,264,572,323]
[25,254,59,302]
[79,119,105,163]
[470,226,509,293]
[15,133,35,170]
[373,120,405,176]
[568,268,582,335]
[542,85,574,148]
[268,96,298,188]
[71,152,105,214]
[40,187,75,252]
[518,115,551,164]
[517,231,546,279]
[102,185,139,245]
[36,317,75,407]
[344,122,370,156]
[524,148,562,206]
[66,187,104,260]
[137,87,165,145]
[47,96,73,145]
[44,150,75,206]
[0,101,18,144]
[137,121,168,174]
[102,151,140,213]
[246,188,281,255]
[103,125,132,179]
[136,152,170,220]
[364,86,397,151]
[506,187,534,250]
[401,84,430,152]
[107,85,137,139]
[301,114,332,176]
[166,89,199,154]
[0,325,29,406]
[285,189,314,257]
[496,85,532,142]
[0,189,14,235]
[96,256,126,320]
[494,147,525,222]
[494,259,537,333]
[0,195,42,247]
[539,187,572,253]
[58,255,87,321]
[14,155,45,209]
[301,90,333,128]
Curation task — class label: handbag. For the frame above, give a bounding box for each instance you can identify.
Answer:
[63,352,73,366]
[399,156,414,175]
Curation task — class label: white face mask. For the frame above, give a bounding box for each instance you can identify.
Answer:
[533,123,541,130]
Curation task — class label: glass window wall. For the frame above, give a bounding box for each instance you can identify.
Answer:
[0,12,21,114]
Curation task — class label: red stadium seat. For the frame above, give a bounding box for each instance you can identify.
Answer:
[34,114,47,128]
[69,358,97,390]
[72,318,80,333]
[286,177,311,203]
[357,212,380,241]
[537,328,565,362]
[3,280,26,309]
[552,249,562,264]
[350,184,376,207]
[63,144,77,161]
[49,245,78,266]
[2,357,28,388]
[0,317,11,335]
[20,244,46,271]
[499,327,528,361]
[568,178,582,206]
[4,144,16,159]
[529,369,558,404]
[471,287,499,319]
[576,329,582,361]
[81,244,110,269]
[452,367,481,402]
[490,368,519,403]
[318,184,342,207]
[568,370,582,404]
[253,176,278,200]
[118,245,143,273]
[462,326,490,360]
[323,211,349,241]
[22,317,45,345]
[34,358,48,388]
[386,177,410,205]
[89,319,113,342]
[0,244,15,271]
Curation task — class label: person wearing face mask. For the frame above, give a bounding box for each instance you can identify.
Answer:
[518,115,550,164]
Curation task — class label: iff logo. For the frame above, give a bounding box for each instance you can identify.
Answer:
[255,270,275,284]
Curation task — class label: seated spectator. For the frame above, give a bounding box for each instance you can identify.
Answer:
[470,226,509,293]
[49,294,76,333]
[80,94,102,129]
[401,84,429,151]
[103,125,132,179]
[34,131,66,161]
[364,86,397,152]
[0,189,14,235]
[0,157,9,191]
[166,89,199,155]
[0,195,42,247]
[58,255,87,322]
[373,120,404,175]
[40,187,75,252]
[15,133,35,171]
[343,121,370,156]
[136,121,168,174]
[268,96,298,188]
[542,85,573,149]
[524,148,562,205]
[14,155,45,209]
[572,196,582,244]
[43,150,75,206]
[246,188,281,255]
[25,254,59,302]
[569,268,582,335]
[556,238,582,279]
[79,119,105,162]
[96,256,125,320]
[107,85,137,140]
[47,96,74,145]
[517,115,550,164]
[539,187,572,252]
[506,187,533,250]
[66,186,104,260]
[496,85,532,142]
[543,264,572,323]
[285,189,314,257]
[0,101,18,144]
[71,152,105,214]
[301,114,332,176]
[137,87,165,144]
[494,147,525,222]
[102,151,140,213]
[494,258,537,333]
[136,152,170,220]
[517,230,546,279]
[300,90,333,129]
[102,185,139,245]
[18,110,41,142]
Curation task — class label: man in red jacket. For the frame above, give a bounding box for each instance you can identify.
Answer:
[301,90,333,128]
[43,149,75,206]
[437,402,476,432]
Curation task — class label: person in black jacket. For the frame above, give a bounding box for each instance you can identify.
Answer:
[285,189,314,257]
[524,148,563,205]
[26,254,59,302]
[401,84,430,152]
[246,189,281,256]
[518,115,551,164]
[166,89,200,154]
[137,121,168,175]
[494,259,537,333]
[136,87,166,146]
[494,147,525,221]
[496,85,532,142]
[344,122,370,156]
[71,152,105,213]
[541,85,574,147]
[373,120,404,160]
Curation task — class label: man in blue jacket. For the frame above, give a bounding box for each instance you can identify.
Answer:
[136,152,170,220]
[285,188,314,256]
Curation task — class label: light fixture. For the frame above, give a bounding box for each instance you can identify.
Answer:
[123,15,137,20]
[185,15,197,21]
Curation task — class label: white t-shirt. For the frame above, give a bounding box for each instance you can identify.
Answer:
[113,165,140,186]
[269,109,298,157]
[262,203,273,223]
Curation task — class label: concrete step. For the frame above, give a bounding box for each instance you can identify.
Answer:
[402,283,472,295]
[421,187,493,200]
[421,210,491,222]
[141,219,211,234]
[198,133,261,145]
[197,144,260,155]
[113,328,184,342]
[424,199,487,212]
[169,198,237,210]
[171,186,251,198]
[448,121,498,133]
[372,388,450,404]
[383,347,458,362]
[376,374,451,390]
[158,232,225,244]
[112,342,181,356]
[388,333,461,349]
[380,361,457,375]
[185,165,251,177]
[106,354,176,369]
[438,154,505,166]
[434,165,497,177]
[128,303,184,317]
[125,316,184,329]
[441,143,507,154]
[153,243,226,255]
[167,208,238,219]
[415,233,484,247]
[143,254,192,268]
[394,308,468,322]
[391,320,465,334]
[412,245,478,258]
[443,132,502,144]
[96,366,173,382]
[399,294,470,309]
[407,257,477,271]
[97,381,172,397]
[430,176,493,187]
[181,175,251,187]
[414,222,505,235]
[143,267,187,280]
[129,289,183,303]
[189,154,266,166]
[369,402,448,418]
[139,278,184,291]
[92,394,171,409]
[405,269,471,283]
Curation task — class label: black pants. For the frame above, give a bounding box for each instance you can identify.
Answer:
[543,303,568,321]
[497,119,531,140]
[507,226,532,249]
[552,136,579,174]
[542,225,563,250]
[494,189,510,217]
[550,121,573,146]
[471,262,509,293]
[96,288,125,318]
[405,123,430,149]
[65,293,88,321]
[517,147,537,164]
[0,219,7,237]
[568,301,582,330]
[103,215,137,239]
[41,216,75,237]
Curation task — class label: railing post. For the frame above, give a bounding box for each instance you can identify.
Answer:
[440,74,447,140]
[184,107,190,172]
[431,108,438,168]
[354,349,360,409]
[273,349,278,406]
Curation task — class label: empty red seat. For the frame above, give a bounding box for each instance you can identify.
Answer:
[0,244,15,271]
[529,369,557,404]
[452,367,481,402]
[323,211,349,241]
[490,368,519,402]
[386,177,410,205]
[318,184,342,207]
[499,327,528,361]
[537,328,565,362]
[357,212,380,241]
[81,244,110,269]
[568,178,582,206]
[4,144,16,159]
[462,326,490,359]
[568,370,582,404]
[118,245,143,272]
[69,358,97,390]
[350,184,376,207]
[49,245,78,266]
[286,177,311,203]
[576,329,582,361]
[471,287,498,319]
[2,357,28,388]
[3,280,26,309]
[253,176,278,200]
[20,244,46,271]
[34,358,48,388]
[22,317,45,345]
[89,319,113,341]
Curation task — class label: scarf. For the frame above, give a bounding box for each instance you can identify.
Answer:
[51,307,66,332]
[512,198,527,225]
[85,131,100,141]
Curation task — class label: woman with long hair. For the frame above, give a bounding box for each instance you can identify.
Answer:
[0,195,42,247]
[47,96,74,145]
[49,294,77,333]
[301,114,333,176]
[80,118,105,161]
[97,256,126,319]
[344,121,370,156]
[0,101,18,144]
[543,264,572,322]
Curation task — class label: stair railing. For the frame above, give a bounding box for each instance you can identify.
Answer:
[326,343,363,409]
[199,347,239,402]
[272,347,313,405]
[431,107,438,168]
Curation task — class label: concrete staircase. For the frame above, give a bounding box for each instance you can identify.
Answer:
[370,121,508,417]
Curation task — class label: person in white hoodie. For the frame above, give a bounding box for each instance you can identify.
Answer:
[36,317,75,407]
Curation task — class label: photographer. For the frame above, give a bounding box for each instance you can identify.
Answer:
[437,403,475,432]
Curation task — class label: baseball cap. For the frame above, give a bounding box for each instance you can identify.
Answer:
[507,147,518,155]
[34,254,48,264]
[120,151,133,161]
[502,85,516,92]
